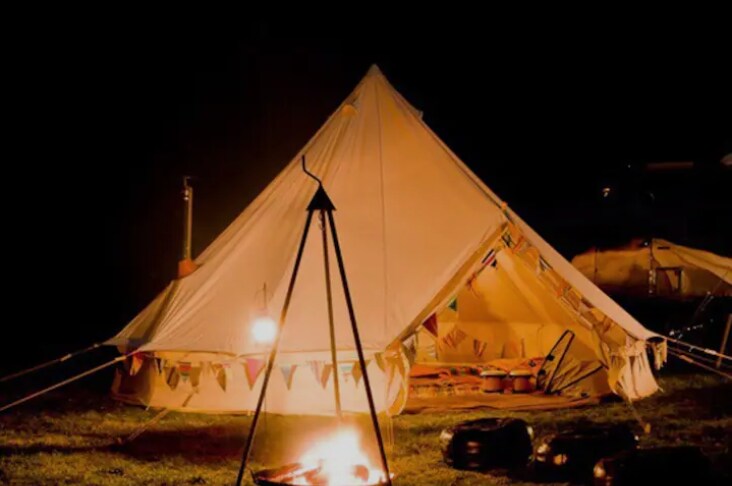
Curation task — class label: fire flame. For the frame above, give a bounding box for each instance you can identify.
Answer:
[293,429,386,485]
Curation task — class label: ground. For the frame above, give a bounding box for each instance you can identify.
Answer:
[1,373,730,485]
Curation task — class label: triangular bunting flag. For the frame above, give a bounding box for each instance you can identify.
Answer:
[422,314,438,337]
[244,358,266,389]
[538,256,550,273]
[481,248,497,268]
[164,365,180,390]
[473,339,488,358]
[178,361,192,383]
[442,326,468,349]
[374,353,386,372]
[129,353,144,376]
[211,363,228,391]
[190,365,202,388]
[401,342,416,365]
[279,364,297,390]
[338,362,355,383]
[448,298,458,312]
[155,358,165,376]
[352,360,369,387]
[320,364,333,389]
[308,361,328,387]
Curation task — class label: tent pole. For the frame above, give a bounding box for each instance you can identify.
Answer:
[235,210,314,486]
[320,210,343,419]
[327,210,393,486]
[717,314,732,369]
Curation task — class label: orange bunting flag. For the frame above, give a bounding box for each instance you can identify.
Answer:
[244,358,266,389]
[129,354,144,376]
[401,342,416,365]
[190,365,202,388]
[473,339,488,358]
[352,360,369,387]
[374,353,386,372]
[320,364,333,389]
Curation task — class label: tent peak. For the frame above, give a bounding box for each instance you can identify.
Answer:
[366,64,384,77]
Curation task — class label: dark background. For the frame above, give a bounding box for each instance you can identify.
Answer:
[2,17,730,371]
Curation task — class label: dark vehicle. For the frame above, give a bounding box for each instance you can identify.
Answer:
[533,424,638,481]
[440,418,534,471]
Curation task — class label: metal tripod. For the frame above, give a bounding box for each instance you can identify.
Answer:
[235,157,392,485]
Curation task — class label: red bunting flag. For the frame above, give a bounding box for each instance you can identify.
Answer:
[422,314,438,337]
[244,358,266,389]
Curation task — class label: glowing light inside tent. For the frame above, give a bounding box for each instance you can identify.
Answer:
[252,316,277,344]
[292,429,388,485]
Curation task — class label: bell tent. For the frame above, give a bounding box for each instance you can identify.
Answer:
[107,66,662,415]
[572,239,731,299]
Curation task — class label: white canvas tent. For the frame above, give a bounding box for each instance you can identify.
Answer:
[107,66,662,415]
[572,239,732,298]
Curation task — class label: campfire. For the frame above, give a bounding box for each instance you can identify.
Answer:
[254,429,391,486]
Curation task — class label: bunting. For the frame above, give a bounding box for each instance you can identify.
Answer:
[374,353,386,372]
[155,358,165,376]
[538,256,550,273]
[338,362,355,383]
[308,360,324,383]
[178,361,192,383]
[352,360,369,387]
[279,364,297,390]
[244,358,266,389]
[164,364,180,390]
[442,327,468,348]
[190,365,202,388]
[211,363,230,392]
[422,314,438,337]
[473,339,488,358]
[129,354,144,376]
[481,248,497,268]
[447,298,458,312]
[320,364,333,388]
[401,342,416,365]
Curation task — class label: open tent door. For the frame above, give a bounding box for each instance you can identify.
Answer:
[537,330,606,397]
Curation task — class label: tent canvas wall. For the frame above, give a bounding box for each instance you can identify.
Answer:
[572,239,732,299]
[107,66,662,415]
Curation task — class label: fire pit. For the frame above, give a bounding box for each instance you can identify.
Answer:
[253,430,392,486]
[254,463,391,486]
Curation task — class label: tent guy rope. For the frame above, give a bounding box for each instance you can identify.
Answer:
[0,353,134,413]
[0,342,103,384]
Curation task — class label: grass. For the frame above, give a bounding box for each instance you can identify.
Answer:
[1,373,730,485]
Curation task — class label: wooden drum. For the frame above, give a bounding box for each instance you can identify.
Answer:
[508,369,533,393]
[480,369,507,393]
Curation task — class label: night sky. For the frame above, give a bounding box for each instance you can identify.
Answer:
[3,19,730,367]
